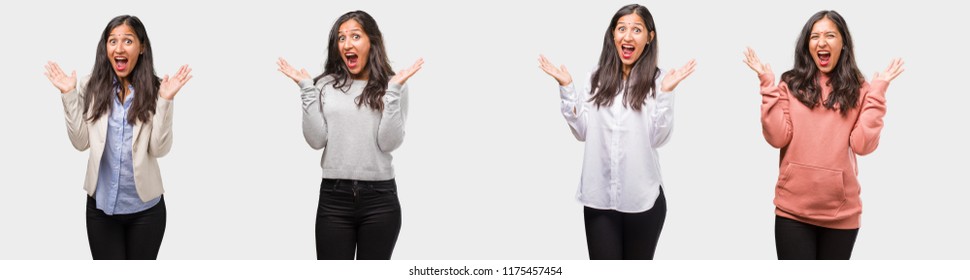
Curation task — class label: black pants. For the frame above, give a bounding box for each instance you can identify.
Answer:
[85,195,166,260]
[316,178,401,260]
[583,187,667,260]
[775,216,859,260]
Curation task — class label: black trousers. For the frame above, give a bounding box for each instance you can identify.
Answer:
[583,187,667,260]
[775,216,859,260]
[316,178,402,260]
[86,195,166,260]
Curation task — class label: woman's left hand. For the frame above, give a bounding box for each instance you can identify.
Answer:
[390,58,424,86]
[873,58,905,83]
[661,59,696,92]
[159,64,193,100]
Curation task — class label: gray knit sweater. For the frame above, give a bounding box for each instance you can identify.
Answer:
[300,76,408,180]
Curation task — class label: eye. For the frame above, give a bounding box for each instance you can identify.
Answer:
[353,34,360,40]
[339,35,345,42]
[618,26,626,32]
[810,35,819,40]
[109,39,116,45]
[634,27,641,33]
[125,39,132,44]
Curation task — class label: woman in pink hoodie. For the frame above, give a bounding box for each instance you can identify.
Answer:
[743,10,904,259]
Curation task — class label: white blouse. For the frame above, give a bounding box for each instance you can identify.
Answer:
[560,71,674,213]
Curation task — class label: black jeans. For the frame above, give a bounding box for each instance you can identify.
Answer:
[86,195,166,260]
[775,216,859,260]
[316,178,401,260]
[583,187,667,260]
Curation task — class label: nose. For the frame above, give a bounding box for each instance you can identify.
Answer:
[623,30,634,42]
[342,38,352,51]
[817,37,828,49]
[113,42,124,54]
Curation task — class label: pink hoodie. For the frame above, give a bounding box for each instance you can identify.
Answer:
[760,72,888,229]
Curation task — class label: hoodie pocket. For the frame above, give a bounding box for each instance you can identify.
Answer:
[775,162,846,219]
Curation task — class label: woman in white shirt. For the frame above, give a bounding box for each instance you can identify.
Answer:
[538,4,695,260]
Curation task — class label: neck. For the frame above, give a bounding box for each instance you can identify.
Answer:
[352,68,370,81]
[622,65,631,79]
[118,77,131,100]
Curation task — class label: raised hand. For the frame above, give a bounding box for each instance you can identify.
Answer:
[538,55,573,86]
[159,64,193,100]
[743,47,772,76]
[390,58,424,86]
[661,59,697,92]
[277,57,311,84]
[873,58,905,83]
[44,61,77,94]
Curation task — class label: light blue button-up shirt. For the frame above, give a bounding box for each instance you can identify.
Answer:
[94,82,160,215]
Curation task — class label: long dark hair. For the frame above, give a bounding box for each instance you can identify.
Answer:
[590,4,660,111]
[314,10,395,111]
[781,10,863,116]
[85,15,160,124]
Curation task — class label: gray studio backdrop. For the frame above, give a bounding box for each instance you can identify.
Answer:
[1,0,965,259]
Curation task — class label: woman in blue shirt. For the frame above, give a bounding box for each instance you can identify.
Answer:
[44,15,192,259]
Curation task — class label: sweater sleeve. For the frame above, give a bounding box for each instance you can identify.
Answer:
[301,79,328,150]
[849,80,888,155]
[760,73,794,149]
[61,77,90,151]
[377,83,408,152]
[560,83,589,142]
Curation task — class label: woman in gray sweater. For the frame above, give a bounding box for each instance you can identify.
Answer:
[277,10,422,260]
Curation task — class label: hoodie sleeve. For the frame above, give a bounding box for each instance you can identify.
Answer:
[849,80,888,155]
[760,73,794,149]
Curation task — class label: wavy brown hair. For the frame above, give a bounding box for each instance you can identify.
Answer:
[781,10,864,116]
[314,10,395,111]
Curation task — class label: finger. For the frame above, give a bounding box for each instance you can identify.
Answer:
[53,62,66,77]
[183,67,193,81]
[162,74,170,84]
[560,65,569,76]
[892,67,905,80]
[71,70,77,81]
[301,69,310,78]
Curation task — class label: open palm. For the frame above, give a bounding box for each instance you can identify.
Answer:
[661,59,696,92]
[44,61,76,94]
[159,64,193,100]
[873,58,905,83]
[277,57,311,84]
[390,58,424,86]
[743,47,772,77]
[538,55,572,86]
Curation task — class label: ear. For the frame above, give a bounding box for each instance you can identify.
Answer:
[648,31,656,44]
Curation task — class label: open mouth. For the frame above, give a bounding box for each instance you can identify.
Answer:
[114,56,129,72]
[345,52,359,69]
[817,51,831,67]
[621,44,635,59]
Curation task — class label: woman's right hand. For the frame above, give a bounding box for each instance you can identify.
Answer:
[538,55,573,86]
[44,61,76,94]
[743,47,772,77]
[277,57,311,84]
